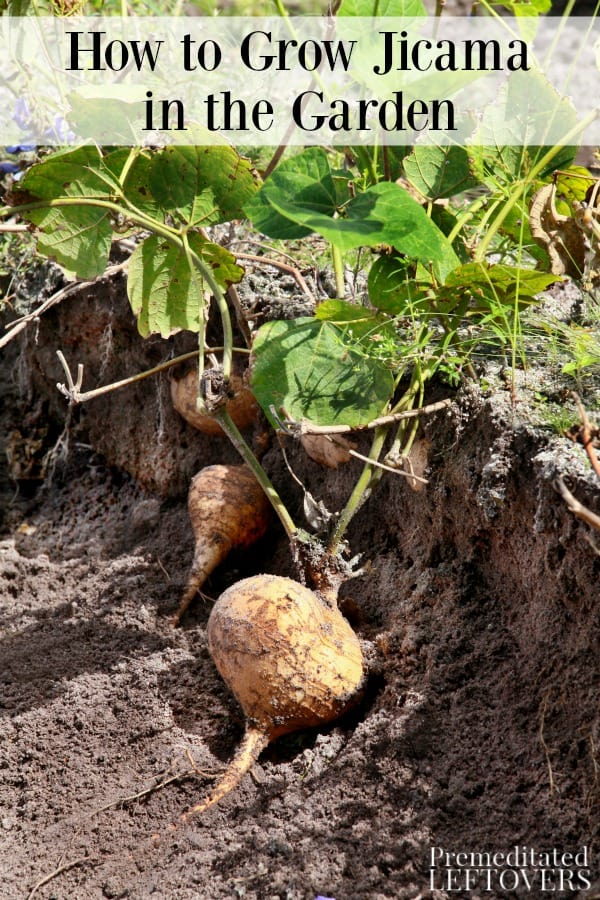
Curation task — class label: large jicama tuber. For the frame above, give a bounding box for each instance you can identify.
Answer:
[173,465,271,625]
[181,574,365,820]
[171,367,259,436]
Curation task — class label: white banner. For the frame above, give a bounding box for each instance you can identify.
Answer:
[0,16,598,146]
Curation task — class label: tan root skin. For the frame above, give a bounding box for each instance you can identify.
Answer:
[182,574,365,819]
[171,368,259,436]
[173,466,271,625]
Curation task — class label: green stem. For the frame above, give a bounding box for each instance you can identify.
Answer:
[186,244,233,382]
[448,195,502,244]
[331,243,345,299]
[181,231,206,410]
[387,370,425,460]
[328,424,389,553]
[117,148,142,189]
[215,409,297,542]
[1,196,180,246]
[445,194,489,246]
[352,146,379,185]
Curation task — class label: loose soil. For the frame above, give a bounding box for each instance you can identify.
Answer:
[1,259,600,900]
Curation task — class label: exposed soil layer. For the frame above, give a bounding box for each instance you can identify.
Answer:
[1,270,600,900]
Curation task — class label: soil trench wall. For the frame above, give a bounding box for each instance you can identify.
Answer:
[1,276,599,899]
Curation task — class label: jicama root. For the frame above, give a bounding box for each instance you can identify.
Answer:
[171,367,258,436]
[173,465,270,625]
[181,728,268,822]
[181,574,365,819]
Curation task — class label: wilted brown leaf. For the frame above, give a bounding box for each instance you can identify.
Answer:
[529,183,586,278]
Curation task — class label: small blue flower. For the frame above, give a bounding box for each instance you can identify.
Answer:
[0,160,21,175]
[43,114,75,143]
[13,97,32,132]
[6,143,36,154]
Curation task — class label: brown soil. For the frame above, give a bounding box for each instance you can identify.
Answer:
[1,266,600,900]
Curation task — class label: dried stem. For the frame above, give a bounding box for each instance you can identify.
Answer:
[346,445,428,483]
[26,857,96,900]
[572,392,600,480]
[281,398,451,437]
[556,478,600,533]
[234,251,315,302]
[54,347,249,406]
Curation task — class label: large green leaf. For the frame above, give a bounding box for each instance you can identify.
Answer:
[470,73,578,187]
[251,317,394,428]
[127,233,243,337]
[244,148,338,240]
[267,181,460,272]
[443,262,559,303]
[19,146,117,279]
[403,145,480,201]
[245,148,458,270]
[148,145,259,227]
[314,298,399,362]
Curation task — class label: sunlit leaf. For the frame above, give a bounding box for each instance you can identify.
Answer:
[251,317,394,427]
[18,146,117,278]
[149,145,259,226]
[127,233,243,337]
[245,148,338,240]
[403,145,479,200]
[338,0,426,14]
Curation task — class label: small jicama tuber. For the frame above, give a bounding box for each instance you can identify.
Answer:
[181,574,365,821]
[300,432,354,469]
[172,465,271,625]
[171,367,259,436]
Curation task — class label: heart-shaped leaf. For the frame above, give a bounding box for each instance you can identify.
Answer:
[127,233,243,337]
[18,146,117,279]
[149,145,259,227]
[251,317,394,428]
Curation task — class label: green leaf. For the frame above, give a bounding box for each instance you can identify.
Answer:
[403,145,480,201]
[554,166,596,205]
[368,255,431,315]
[246,149,457,273]
[338,0,426,14]
[251,317,394,428]
[444,262,559,297]
[488,0,550,14]
[103,148,163,221]
[315,298,390,331]
[67,90,144,145]
[19,146,117,279]
[314,298,399,362]
[470,73,579,186]
[127,233,243,338]
[0,0,32,12]
[441,262,560,316]
[244,148,338,240]
[148,145,259,227]
[267,180,460,272]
